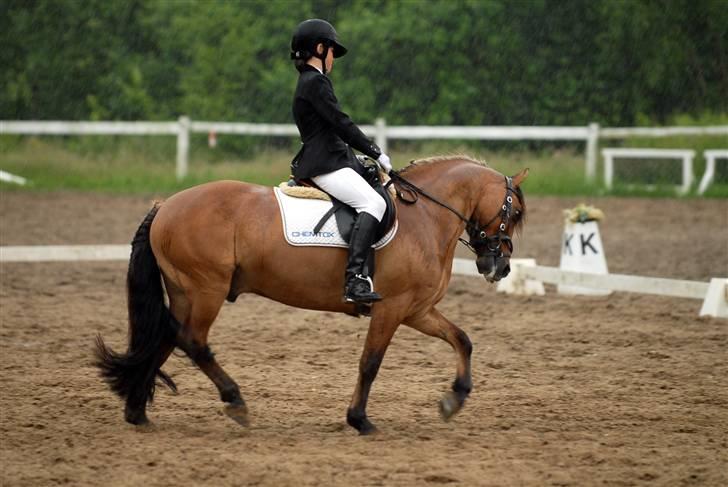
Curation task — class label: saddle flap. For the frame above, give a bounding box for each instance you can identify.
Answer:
[273,187,398,249]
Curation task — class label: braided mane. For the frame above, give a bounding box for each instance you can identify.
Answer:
[399,154,488,174]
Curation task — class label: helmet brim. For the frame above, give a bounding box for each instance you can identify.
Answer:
[332,41,347,58]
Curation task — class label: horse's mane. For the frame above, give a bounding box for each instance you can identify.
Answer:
[398,154,488,174]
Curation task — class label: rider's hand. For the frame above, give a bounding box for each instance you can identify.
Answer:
[377,153,392,173]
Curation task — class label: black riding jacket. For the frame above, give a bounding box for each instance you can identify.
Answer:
[291,64,382,179]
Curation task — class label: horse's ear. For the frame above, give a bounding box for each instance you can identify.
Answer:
[511,168,529,187]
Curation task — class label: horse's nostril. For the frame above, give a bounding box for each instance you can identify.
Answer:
[502,265,510,277]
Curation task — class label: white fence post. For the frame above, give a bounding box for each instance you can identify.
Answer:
[698,150,728,195]
[586,122,599,183]
[603,150,614,190]
[176,116,190,180]
[375,118,387,154]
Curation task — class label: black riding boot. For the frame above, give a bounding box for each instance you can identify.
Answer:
[344,212,382,304]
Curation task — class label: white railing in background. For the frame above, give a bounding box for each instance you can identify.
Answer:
[602,148,696,195]
[698,150,728,195]
[1,118,726,184]
[498,261,727,318]
[513,264,710,299]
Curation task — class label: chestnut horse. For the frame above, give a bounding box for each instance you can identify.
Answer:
[96,156,527,435]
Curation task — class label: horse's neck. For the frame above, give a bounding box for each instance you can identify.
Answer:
[404,161,480,220]
[398,161,480,255]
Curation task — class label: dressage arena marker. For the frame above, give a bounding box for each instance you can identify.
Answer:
[1,245,724,318]
[558,220,610,296]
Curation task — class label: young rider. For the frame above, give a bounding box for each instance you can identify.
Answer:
[289,19,392,306]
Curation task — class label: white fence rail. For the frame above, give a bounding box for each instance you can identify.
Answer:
[514,264,710,300]
[495,261,726,317]
[602,148,696,195]
[0,244,130,262]
[2,119,726,184]
[0,121,179,135]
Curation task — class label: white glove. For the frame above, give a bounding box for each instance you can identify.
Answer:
[377,153,392,173]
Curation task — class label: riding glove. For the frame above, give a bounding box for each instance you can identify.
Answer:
[377,153,392,173]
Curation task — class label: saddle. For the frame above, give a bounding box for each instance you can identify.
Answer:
[279,162,397,246]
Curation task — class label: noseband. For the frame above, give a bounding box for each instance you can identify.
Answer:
[387,171,517,259]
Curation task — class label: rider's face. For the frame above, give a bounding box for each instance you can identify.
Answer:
[325,47,334,73]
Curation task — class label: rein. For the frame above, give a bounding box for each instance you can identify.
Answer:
[388,171,471,226]
[387,170,516,257]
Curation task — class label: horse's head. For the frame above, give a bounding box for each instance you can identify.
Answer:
[469,168,528,282]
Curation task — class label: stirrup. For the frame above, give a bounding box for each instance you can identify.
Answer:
[344,275,382,304]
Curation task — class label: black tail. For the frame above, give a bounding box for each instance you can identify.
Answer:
[95,204,179,418]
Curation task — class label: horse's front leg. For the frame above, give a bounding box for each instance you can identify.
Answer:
[404,307,472,421]
[347,311,399,435]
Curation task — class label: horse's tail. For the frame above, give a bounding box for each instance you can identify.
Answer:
[95,203,178,414]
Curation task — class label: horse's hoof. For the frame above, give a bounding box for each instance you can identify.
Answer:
[124,406,150,426]
[359,421,379,436]
[134,421,157,433]
[347,409,378,435]
[224,402,250,427]
[439,391,463,421]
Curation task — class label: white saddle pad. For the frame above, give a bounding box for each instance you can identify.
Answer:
[273,187,398,248]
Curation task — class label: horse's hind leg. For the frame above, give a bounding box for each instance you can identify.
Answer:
[404,308,472,421]
[167,282,249,426]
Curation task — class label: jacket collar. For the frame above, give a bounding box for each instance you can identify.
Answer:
[300,64,323,75]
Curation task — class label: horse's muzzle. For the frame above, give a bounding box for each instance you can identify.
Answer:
[477,254,511,283]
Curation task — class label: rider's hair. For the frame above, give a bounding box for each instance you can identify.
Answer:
[294,58,308,73]
[293,41,328,72]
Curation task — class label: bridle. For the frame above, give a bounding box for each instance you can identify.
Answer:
[387,170,518,260]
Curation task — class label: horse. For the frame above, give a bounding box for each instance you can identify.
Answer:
[95,156,528,435]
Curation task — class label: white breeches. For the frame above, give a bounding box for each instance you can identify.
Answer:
[311,167,386,222]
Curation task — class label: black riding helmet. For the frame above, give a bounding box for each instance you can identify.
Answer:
[290,18,348,64]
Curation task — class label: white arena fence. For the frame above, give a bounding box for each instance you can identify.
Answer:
[1,119,726,186]
[1,245,724,318]
[602,148,696,195]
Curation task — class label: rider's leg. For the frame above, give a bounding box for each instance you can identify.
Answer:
[343,211,382,303]
[311,167,386,303]
[312,167,386,221]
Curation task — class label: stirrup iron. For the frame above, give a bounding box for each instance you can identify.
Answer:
[345,274,382,304]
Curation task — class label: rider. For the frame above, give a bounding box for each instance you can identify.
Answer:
[290,18,392,305]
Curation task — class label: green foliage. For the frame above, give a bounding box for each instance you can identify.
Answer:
[2,1,726,198]
[2,0,726,128]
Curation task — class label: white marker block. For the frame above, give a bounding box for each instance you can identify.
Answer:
[496,259,545,295]
[558,220,611,295]
[699,278,728,318]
